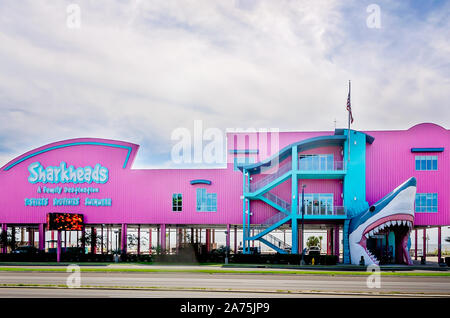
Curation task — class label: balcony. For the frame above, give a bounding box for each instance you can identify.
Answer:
[299,205,347,218]
[298,159,346,171]
[297,157,346,179]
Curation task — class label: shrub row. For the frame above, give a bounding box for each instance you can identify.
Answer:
[0,253,116,262]
[0,251,337,265]
[230,254,337,265]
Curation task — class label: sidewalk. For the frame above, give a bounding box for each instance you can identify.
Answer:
[0,262,448,272]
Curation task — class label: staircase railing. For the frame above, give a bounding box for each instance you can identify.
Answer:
[249,163,291,193]
[259,211,287,229]
[262,192,291,212]
[261,232,291,251]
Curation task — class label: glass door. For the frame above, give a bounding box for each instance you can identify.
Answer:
[300,193,334,215]
[320,194,333,215]
[301,194,314,215]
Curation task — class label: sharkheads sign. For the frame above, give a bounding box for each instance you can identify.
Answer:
[24,161,112,207]
[0,138,146,224]
[28,162,109,184]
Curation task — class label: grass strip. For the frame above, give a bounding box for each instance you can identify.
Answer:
[1,283,448,297]
[0,262,223,266]
[0,267,450,276]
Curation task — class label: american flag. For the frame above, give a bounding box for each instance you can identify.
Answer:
[347,82,354,124]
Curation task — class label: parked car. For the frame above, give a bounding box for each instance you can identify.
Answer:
[236,247,260,254]
[12,246,38,254]
[306,246,321,256]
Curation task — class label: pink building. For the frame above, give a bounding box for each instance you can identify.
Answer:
[0,122,448,264]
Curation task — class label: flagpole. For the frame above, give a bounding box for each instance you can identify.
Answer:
[347,80,351,163]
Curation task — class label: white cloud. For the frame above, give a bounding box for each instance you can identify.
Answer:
[0,0,448,168]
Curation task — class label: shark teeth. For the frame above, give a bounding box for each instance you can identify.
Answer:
[365,219,414,239]
[366,250,379,265]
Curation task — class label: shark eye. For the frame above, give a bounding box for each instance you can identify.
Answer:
[369,206,376,212]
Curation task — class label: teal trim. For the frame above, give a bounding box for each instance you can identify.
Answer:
[343,219,351,264]
[246,193,250,253]
[291,147,298,254]
[334,128,375,144]
[388,231,395,260]
[242,170,247,254]
[411,147,444,152]
[234,157,256,171]
[295,171,346,179]
[343,130,368,215]
[258,238,288,254]
[190,179,212,185]
[229,149,259,154]
[4,142,133,170]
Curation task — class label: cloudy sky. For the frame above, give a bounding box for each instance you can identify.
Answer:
[0,0,449,168]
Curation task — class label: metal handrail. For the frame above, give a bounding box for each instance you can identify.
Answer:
[262,192,291,212]
[262,233,291,250]
[249,164,291,192]
[299,205,347,216]
[298,160,346,171]
[252,212,287,233]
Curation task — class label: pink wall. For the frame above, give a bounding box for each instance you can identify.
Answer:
[0,138,245,225]
[364,123,450,226]
[1,123,448,227]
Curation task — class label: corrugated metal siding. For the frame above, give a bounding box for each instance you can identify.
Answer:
[1,125,448,228]
[365,123,449,226]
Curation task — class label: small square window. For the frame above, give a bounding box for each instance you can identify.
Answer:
[415,193,438,213]
[172,193,182,212]
[196,188,217,212]
[415,155,438,171]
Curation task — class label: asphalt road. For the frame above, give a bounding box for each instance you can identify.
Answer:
[0,287,383,298]
[0,270,449,297]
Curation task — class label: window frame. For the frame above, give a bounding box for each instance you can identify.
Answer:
[415,155,438,171]
[196,188,217,212]
[172,193,182,212]
[415,193,438,213]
